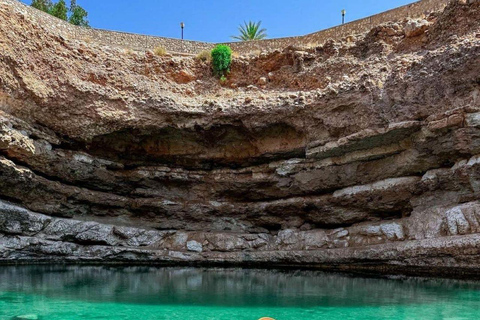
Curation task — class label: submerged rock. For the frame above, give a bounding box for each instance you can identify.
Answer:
[12,315,38,320]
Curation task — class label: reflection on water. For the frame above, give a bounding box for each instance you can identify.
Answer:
[0,265,479,307]
[1,265,480,320]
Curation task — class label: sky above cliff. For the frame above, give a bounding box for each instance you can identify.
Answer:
[21,0,416,42]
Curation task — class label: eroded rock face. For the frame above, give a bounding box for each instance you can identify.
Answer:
[0,0,480,277]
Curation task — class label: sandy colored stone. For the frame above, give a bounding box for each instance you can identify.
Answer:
[0,0,479,277]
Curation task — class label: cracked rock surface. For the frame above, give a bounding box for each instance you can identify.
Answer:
[0,0,480,277]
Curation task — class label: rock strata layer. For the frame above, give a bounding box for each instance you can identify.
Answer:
[0,0,480,277]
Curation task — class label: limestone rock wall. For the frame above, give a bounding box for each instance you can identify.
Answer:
[0,0,479,277]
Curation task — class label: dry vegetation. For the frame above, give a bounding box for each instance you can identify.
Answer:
[154,46,167,56]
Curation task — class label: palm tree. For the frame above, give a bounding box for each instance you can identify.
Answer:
[231,21,267,41]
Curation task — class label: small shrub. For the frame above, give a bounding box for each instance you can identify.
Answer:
[196,50,211,62]
[220,75,227,84]
[211,44,232,77]
[154,46,167,56]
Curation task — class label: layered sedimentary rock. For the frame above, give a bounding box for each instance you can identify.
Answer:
[0,0,480,277]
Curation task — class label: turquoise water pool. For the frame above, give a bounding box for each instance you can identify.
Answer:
[0,266,479,320]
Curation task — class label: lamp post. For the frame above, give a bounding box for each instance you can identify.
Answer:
[341,9,346,24]
[180,22,185,40]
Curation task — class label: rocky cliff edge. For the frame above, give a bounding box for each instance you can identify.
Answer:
[0,0,480,277]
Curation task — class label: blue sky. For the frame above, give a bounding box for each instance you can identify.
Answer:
[21,0,416,42]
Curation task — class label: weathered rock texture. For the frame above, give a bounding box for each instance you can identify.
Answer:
[0,0,480,277]
[0,0,452,55]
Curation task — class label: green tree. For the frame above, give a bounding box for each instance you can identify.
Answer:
[69,0,89,27]
[31,0,89,27]
[50,0,68,20]
[231,21,267,41]
[31,0,53,13]
[211,44,232,77]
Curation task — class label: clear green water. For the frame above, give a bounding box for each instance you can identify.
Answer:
[1,266,479,320]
